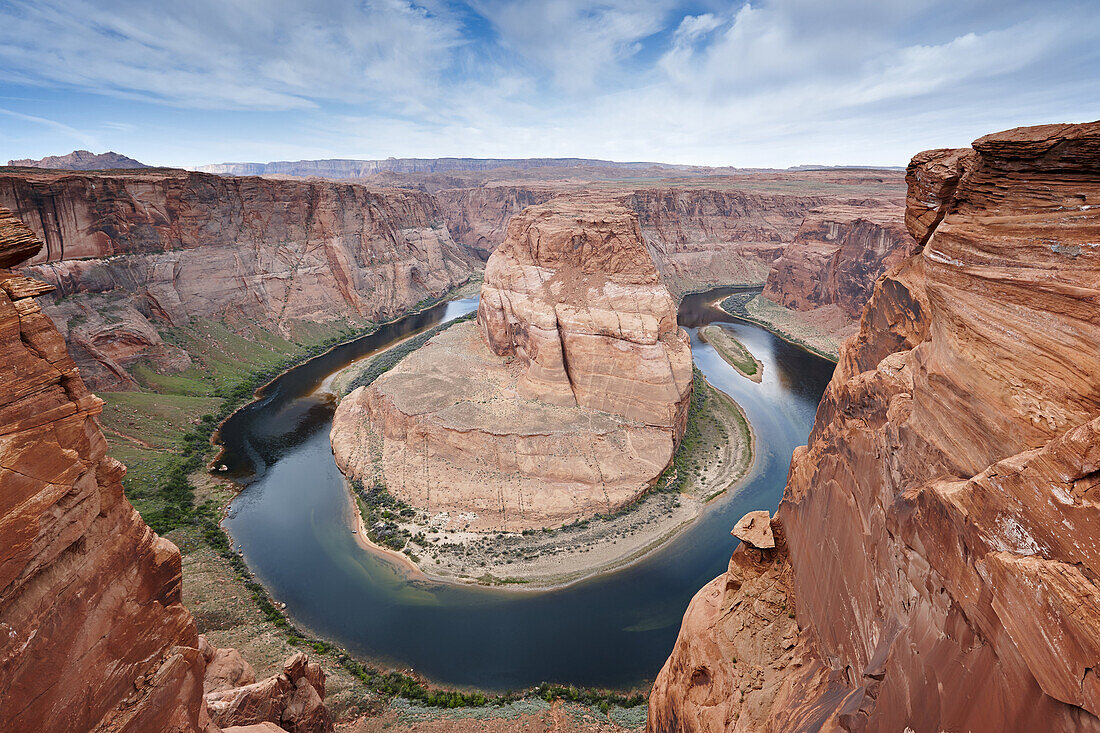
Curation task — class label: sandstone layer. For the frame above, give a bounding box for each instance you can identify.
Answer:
[477,199,693,428]
[650,121,1100,731]
[0,168,476,390]
[436,181,906,309]
[0,207,330,732]
[761,207,915,320]
[333,200,692,531]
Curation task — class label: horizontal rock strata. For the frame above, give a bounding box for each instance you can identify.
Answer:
[0,168,476,390]
[0,206,330,732]
[332,324,677,531]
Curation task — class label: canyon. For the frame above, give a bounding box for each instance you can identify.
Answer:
[0,206,331,733]
[0,168,477,391]
[0,151,951,731]
[331,199,693,532]
[0,162,908,398]
[649,121,1100,731]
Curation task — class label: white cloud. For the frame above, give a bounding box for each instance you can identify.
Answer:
[0,0,1097,167]
[0,108,100,148]
[0,0,464,111]
[468,0,678,93]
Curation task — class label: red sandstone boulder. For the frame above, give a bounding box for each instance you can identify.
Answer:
[731,510,774,549]
[204,651,332,733]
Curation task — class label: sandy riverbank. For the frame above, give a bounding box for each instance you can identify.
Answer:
[714,293,844,362]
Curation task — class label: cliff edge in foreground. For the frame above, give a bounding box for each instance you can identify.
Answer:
[0,206,331,732]
[649,122,1100,732]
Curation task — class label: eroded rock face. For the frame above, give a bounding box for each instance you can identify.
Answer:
[650,121,1100,731]
[0,209,207,732]
[761,208,915,320]
[628,188,825,296]
[435,185,556,259]
[477,199,692,429]
[333,199,692,531]
[0,207,330,732]
[434,178,906,302]
[0,168,476,390]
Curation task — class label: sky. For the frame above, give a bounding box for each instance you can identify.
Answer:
[0,0,1098,168]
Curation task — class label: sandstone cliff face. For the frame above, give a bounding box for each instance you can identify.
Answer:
[627,188,825,296]
[434,185,555,258]
[761,209,915,320]
[0,208,331,732]
[333,199,693,531]
[477,199,693,430]
[436,182,905,305]
[0,169,475,390]
[0,210,209,732]
[650,122,1100,732]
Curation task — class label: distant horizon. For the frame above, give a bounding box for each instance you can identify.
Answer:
[4,147,913,172]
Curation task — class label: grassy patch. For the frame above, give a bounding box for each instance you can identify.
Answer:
[699,324,760,379]
[655,367,752,497]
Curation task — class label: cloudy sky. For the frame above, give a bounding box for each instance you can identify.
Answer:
[0,0,1097,167]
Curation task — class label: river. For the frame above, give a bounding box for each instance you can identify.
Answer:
[219,287,834,692]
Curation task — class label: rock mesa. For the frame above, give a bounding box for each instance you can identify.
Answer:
[332,199,692,531]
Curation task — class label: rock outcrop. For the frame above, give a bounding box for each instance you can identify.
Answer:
[0,207,209,732]
[0,207,331,732]
[202,643,332,733]
[477,199,692,428]
[333,199,692,531]
[0,168,476,390]
[650,121,1100,731]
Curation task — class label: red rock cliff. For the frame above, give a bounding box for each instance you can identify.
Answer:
[0,207,210,731]
[761,208,915,320]
[0,168,476,390]
[649,121,1100,732]
[0,207,331,732]
[435,179,905,302]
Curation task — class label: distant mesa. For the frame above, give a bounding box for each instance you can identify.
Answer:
[195,156,692,179]
[7,149,148,170]
[331,197,694,531]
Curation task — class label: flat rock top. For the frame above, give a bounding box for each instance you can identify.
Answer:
[373,322,634,435]
[732,510,775,549]
[495,198,661,285]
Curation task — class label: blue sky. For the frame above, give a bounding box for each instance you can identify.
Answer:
[0,0,1098,168]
